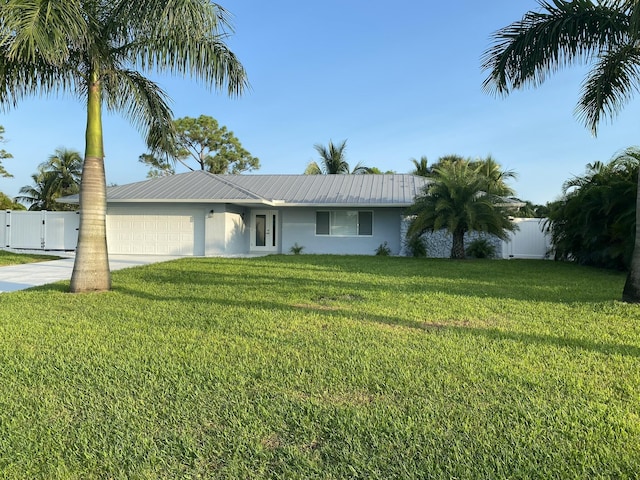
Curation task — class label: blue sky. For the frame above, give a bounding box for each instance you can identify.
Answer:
[1,0,639,205]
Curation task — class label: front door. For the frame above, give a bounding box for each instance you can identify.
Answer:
[251,210,279,252]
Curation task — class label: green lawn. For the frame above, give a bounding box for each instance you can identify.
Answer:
[0,256,638,479]
[0,249,61,265]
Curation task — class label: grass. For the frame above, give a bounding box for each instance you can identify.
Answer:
[0,255,638,479]
[0,249,61,265]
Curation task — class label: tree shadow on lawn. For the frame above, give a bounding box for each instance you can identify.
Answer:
[113,257,625,305]
[447,325,640,358]
[296,302,640,359]
[108,282,640,359]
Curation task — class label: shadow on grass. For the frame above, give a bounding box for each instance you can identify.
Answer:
[451,325,640,358]
[110,279,640,360]
[112,255,625,304]
[293,302,640,359]
[26,256,633,359]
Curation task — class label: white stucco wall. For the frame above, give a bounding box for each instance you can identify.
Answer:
[279,207,404,255]
[204,205,248,256]
[224,206,249,254]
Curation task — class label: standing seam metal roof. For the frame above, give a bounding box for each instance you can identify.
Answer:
[103,170,428,206]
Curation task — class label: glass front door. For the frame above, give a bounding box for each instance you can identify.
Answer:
[251,210,278,252]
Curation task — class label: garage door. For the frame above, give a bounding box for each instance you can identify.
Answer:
[107,214,195,255]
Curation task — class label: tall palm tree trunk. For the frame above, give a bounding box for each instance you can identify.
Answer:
[451,228,466,259]
[622,172,640,302]
[70,71,111,293]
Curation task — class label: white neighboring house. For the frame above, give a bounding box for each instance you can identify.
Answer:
[60,171,428,256]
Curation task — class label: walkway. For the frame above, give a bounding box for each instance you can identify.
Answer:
[0,254,181,293]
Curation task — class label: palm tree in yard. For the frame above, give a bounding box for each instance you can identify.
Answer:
[410,156,430,177]
[305,140,371,174]
[16,148,83,211]
[406,160,517,259]
[482,0,640,302]
[0,0,247,292]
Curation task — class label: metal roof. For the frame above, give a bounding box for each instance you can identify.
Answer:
[64,171,429,206]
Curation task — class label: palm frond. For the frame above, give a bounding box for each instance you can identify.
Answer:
[0,0,86,64]
[115,0,248,96]
[102,69,175,152]
[577,43,640,132]
[313,140,350,174]
[351,162,372,174]
[0,50,79,108]
[410,156,430,176]
[482,0,630,95]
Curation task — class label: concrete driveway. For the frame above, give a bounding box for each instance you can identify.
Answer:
[0,253,181,293]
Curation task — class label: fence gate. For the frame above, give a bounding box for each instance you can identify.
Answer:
[1,210,79,251]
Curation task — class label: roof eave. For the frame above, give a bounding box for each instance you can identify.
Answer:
[106,198,276,206]
[278,202,413,208]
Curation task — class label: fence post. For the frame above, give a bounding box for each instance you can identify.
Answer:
[5,210,10,248]
[41,211,46,250]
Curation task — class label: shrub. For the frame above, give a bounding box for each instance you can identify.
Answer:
[545,152,638,270]
[289,243,304,255]
[405,234,427,257]
[466,238,496,259]
[375,241,391,256]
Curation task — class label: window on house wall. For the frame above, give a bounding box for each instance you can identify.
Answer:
[315,211,373,236]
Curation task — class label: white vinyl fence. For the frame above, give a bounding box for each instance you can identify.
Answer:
[0,210,80,251]
[501,218,552,259]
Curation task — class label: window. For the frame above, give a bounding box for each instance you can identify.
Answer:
[315,211,373,236]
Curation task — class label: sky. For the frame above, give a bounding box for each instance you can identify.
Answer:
[1,0,639,205]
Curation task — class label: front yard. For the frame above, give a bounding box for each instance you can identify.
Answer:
[0,256,638,478]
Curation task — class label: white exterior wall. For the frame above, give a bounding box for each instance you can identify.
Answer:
[204,206,225,255]
[280,207,404,255]
[204,205,248,256]
[224,211,249,254]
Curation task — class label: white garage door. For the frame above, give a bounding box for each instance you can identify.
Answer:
[107,214,195,255]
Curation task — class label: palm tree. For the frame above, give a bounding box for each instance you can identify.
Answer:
[546,148,638,269]
[305,140,371,174]
[0,1,247,292]
[406,161,517,259]
[16,169,59,211]
[482,0,640,302]
[410,156,430,176]
[17,148,83,211]
[470,156,517,197]
[45,148,83,198]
